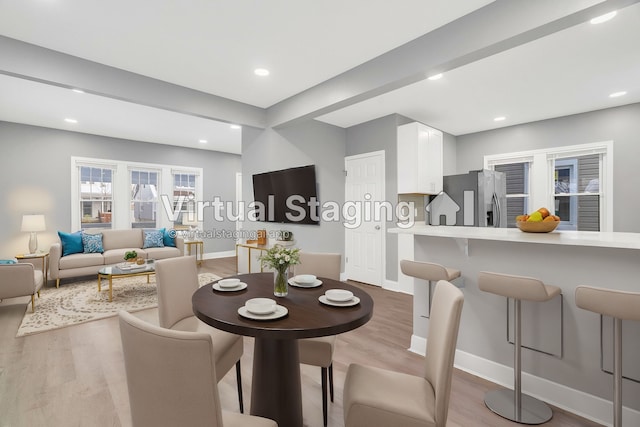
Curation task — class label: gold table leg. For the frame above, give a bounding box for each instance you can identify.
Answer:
[109,276,113,302]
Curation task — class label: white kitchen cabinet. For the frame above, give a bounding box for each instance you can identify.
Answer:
[397,122,443,194]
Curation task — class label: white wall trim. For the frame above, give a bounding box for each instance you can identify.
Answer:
[409,335,639,427]
[203,250,236,260]
[383,279,414,295]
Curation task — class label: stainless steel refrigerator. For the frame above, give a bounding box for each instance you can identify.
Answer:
[435,169,507,227]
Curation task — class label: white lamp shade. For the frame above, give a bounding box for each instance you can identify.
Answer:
[21,214,46,232]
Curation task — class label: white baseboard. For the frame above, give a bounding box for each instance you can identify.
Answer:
[409,334,639,427]
[202,250,236,260]
[383,279,413,295]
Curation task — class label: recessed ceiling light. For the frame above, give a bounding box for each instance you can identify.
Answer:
[71,88,84,94]
[230,124,241,130]
[64,118,78,123]
[428,73,443,81]
[199,139,208,144]
[254,68,270,77]
[590,11,617,24]
[609,91,627,98]
[494,116,506,122]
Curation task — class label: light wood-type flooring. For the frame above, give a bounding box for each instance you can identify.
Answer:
[0,257,602,427]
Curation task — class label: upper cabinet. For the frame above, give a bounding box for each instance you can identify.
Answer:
[397,122,443,194]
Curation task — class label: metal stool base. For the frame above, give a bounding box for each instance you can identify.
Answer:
[484,389,553,425]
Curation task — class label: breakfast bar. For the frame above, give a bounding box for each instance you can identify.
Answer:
[390,225,640,425]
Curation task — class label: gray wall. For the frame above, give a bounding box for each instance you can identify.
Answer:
[0,121,241,258]
[346,114,457,282]
[241,120,347,260]
[456,103,640,232]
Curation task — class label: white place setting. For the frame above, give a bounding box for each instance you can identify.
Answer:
[238,297,288,320]
[212,278,248,292]
[319,289,360,307]
[288,274,323,288]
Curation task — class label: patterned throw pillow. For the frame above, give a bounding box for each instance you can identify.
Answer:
[82,233,104,254]
[143,230,165,249]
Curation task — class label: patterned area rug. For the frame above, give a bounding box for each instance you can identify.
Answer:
[16,272,220,337]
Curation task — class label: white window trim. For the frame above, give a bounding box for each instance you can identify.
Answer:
[71,156,203,231]
[484,141,613,231]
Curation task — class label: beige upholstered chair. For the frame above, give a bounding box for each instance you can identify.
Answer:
[155,256,245,412]
[0,263,44,312]
[118,311,276,427]
[400,259,461,317]
[575,286,640,427]
[296,251,341,426]
[478,271,561,425]
[343,280,464,427]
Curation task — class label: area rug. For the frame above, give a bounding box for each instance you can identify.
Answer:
[16,272,220,337]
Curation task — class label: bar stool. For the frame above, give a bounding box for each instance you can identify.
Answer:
[575,286,640,427]
[478,271,561,425]
[400,259,461,317]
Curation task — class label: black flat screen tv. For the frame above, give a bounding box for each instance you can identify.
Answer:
[252,165,319,225]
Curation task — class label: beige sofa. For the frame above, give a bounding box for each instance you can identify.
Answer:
[50,229,184,287]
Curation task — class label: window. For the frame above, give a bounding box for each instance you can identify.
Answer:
[130,169,159,228]
[486,141,612,231]
[172,172,198,229]
[71,157,202,232]
[79,166,114,230]
[494,162,531,228]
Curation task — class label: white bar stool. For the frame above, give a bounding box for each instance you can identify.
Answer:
[478,271,561,425]
[400,259,461,317]
[575,286,640,427]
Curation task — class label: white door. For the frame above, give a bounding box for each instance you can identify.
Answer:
[344,151,385,286]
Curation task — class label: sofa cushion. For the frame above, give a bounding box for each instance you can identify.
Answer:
[82,232,104,253]
[103,248,148,265]
[144,247,182,260]
[59,253,104,269]
[143,229,165,249]
[101,229,143,251]
[58,230,84,256]
[161,228,176,247]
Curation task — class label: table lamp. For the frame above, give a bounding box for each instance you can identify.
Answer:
[21,214,46,254]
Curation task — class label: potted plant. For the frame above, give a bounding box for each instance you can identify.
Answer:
[259,245,300,297]
[124,250,138,263]
[275,230,295,246]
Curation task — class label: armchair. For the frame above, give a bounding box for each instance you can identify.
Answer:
[0,263,44,312]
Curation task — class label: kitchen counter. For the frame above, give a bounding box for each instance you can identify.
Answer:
[392,224,640,425]
[389,224,640,250]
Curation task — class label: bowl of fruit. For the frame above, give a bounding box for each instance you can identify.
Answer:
[515,208,561,233]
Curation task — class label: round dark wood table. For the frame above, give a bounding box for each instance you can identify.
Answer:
[192,272,374,427]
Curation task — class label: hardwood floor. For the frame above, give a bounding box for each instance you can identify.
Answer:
[0,257,601,427]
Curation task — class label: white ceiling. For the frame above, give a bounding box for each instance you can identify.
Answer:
[0,0,638,152]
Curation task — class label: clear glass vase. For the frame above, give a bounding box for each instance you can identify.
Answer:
[273,266,290,297]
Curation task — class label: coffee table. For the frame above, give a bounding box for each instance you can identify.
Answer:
[97,260,155,302]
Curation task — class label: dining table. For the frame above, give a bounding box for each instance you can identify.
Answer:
[192,272,374,427]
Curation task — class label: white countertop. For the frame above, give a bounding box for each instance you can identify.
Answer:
[388,224,640,250]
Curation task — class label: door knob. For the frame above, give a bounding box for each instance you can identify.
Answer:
[375,225,381,230]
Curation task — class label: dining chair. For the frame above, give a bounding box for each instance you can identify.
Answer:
[118,311,276,427]
[343,280,464,427]
[155,256,245,413]
[296,251,341,426]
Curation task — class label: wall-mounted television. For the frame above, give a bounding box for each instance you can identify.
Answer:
[252,165,319,225]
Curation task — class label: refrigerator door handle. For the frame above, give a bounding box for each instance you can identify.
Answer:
[492,193,501,228]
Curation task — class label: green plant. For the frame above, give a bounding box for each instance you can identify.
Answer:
[259,245,300,271]
[124,250,138,261]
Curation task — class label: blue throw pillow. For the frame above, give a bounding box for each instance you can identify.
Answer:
[143,230,165,249]
[82,232,104,254]
[0,259,18,264]
[160,228,176,247]
[58,230,84,256]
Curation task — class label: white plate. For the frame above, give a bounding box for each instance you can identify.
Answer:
[288,278,323,288]
[238,304,288,320]
[319,295,360,307]
[212,282,248,292]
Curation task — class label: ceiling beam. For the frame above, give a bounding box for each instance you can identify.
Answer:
[0,36,267,129]
[266,0,640,129]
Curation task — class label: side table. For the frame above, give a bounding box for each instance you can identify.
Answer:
[16,252,49,284]
[184,240,204,265]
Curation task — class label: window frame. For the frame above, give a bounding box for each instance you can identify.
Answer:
[484,141,613,232]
